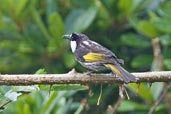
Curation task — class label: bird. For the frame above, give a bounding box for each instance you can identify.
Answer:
[63,33,137,83]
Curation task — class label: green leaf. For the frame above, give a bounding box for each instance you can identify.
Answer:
[11,85,39,92]
[138,21,161,38]
[0,54,34,73]
[46,0,58,16]
[63,52,76,68]
[47,12,65,53]
[65,6,98,32]
[150,82,164,100]
[5,85,39,102]
[118,100,148,112]
[40,91,76,114]
[157,1,171,18]
[5,90,22,101]
[31,8,52,40]
[129,17,161,38]
[153,17,171,34]
[48,12,65,38]
[118,0,133,15]
[131,54,153,68]
[118,0,132,10]
[40,92,59,114]
[35,68,47,74]
[121,33,150,47]
[16,0,28,16]
[159,34,171,46]
[39,84,88,91]
[164,59,171,70]
[128,83,154,103]
[74,104,84,114]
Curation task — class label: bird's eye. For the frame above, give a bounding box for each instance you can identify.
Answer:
[71,33,78,38]
[71,33,78,40]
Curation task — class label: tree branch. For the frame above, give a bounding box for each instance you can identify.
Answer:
[0,70,171,85]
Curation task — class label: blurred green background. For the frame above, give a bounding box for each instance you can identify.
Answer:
[0,0,171,114]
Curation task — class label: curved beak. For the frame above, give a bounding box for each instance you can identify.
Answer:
[63,34,71,40]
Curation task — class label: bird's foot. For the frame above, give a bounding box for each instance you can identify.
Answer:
[84,71,95,76]
[110,72,117,77]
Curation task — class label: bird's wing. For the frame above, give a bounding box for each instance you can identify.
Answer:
[79,40,124,65]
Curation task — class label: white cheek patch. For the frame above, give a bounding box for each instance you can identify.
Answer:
[70,41,77,52]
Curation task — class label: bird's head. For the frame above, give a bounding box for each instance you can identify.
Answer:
[63,33,89,41]
[63,33,89,52]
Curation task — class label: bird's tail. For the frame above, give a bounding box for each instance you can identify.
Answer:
[105,64,137,83]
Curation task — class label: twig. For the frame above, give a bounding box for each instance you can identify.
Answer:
[148,84,170,114]
[97,84,103,105]
[114,85,125,111]
[0,71,171,85]
[0,100,12,110]
[108,85,125,114]
[152,38,171,114]
[152,38,163,71]
[164,87,171,114]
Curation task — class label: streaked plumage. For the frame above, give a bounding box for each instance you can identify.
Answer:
[63,33,137,83]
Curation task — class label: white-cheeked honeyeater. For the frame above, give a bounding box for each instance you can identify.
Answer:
[63,33,137,83]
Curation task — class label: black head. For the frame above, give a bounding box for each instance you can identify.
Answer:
[63,33,89,41]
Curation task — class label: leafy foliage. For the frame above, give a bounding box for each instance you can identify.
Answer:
[0,0,171,114]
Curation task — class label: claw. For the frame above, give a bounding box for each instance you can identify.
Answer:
[84,71,94,76]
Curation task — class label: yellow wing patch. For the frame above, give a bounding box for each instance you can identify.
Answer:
[83,52,105,62]
[105,64,122,75]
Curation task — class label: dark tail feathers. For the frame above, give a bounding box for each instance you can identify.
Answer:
[116,65,137,83]
[105,64,137,83]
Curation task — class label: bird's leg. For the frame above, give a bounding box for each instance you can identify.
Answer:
[84,70,95,76]
[110,72,117,77]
